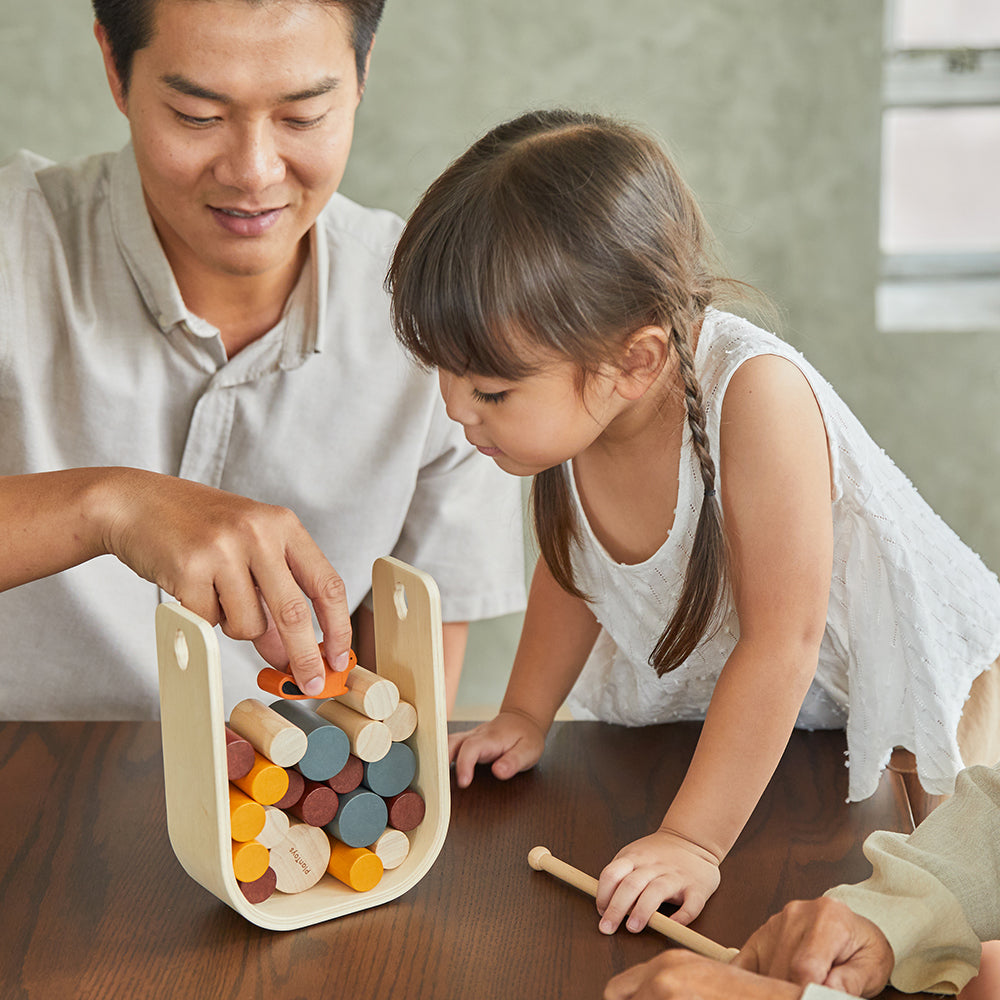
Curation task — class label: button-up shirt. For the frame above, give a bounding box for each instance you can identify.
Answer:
[0,145,525,718]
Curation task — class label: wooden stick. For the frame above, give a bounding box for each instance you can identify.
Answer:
[527,846,739,963]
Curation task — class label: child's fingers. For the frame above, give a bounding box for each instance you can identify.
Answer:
[596,859,645,934]
[623,877,687,932]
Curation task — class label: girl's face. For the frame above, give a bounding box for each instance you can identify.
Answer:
[438,354,626,477]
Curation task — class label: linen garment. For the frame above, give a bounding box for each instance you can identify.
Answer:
[822,761,1000,995]
[565,308,1000,800]
[0,146,526,719]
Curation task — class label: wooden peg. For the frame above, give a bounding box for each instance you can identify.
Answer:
[315,700,391,763]
[527,846,739,963]
[268,700,351,781]
[268,820,332,894]
[228,784,266,842]
[324,788,388,849]
[229,698,308,767]
[273,767,305,811]
[256,805,291,850]
[326,754,364,794]
[384,789,425,832]
[232,751,289,806]
[289,779,339,827]
[383,700,417,742]
[231,839,270,884]
[225,726,255,780]
[362,742,416,798]
[369,828,410,871]
[336,664,400,721]
[238,866,277,904]
[326,839,384,892]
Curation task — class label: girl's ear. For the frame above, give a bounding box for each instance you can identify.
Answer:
[614,326,671,400]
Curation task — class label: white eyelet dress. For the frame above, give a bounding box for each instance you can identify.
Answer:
[564,308,1000,801]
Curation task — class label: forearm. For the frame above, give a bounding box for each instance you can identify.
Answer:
[825,763,1000,994]
[0,469,117,590]
[662,637,818,860]
[499,556,600,733]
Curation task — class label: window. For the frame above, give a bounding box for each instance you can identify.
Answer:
[878,0,1000,333]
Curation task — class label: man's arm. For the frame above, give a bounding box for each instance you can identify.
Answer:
[0,468,354,695]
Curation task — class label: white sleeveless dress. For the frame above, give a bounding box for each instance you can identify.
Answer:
[565,308,1000,800]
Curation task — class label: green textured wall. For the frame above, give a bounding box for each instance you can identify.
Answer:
[4,2,998,710]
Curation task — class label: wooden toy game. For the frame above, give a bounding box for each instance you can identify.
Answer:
[155,556,450,930]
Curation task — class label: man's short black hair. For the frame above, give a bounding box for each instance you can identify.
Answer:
[93,0,386,96]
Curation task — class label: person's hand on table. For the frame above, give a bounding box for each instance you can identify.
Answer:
[104,469,353,695]
[604,949,804,999]
[596,829,722,934]
[732,897,894,998]
[448,709,546,787]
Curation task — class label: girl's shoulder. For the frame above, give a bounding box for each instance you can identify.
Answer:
[696,308,804,387]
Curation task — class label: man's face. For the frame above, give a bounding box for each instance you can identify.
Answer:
[98,0,365,286]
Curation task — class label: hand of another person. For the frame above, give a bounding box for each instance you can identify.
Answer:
[448,709,547,788]
[732,897,894,998]
[604,949,804,1000]
[596,829,722,934]
[103,469,353,695]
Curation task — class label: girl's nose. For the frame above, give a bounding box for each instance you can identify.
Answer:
[438,371,480,426]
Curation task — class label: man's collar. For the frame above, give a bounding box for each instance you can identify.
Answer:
[109,142,326,361]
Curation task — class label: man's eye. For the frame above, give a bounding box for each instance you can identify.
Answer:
[174,111,218,127]
[472,388,508,404]
[286,114,328,130]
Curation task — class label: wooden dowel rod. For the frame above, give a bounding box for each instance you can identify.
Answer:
[527,846,739,963]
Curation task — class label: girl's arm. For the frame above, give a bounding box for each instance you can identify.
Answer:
[597,353,834,932]
[450,552,601,786]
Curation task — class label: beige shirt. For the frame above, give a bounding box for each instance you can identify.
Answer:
[824,763,1000,995]
[0,145,526,719]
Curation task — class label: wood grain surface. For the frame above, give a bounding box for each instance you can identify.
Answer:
[0,720,923,1000]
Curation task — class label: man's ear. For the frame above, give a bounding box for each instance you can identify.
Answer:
[614,326,671,400]
[357,37,375,101]
[94,21,128,116]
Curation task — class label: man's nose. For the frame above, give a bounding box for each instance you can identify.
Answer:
[216,123,285,193]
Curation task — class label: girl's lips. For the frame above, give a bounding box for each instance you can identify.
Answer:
[476,445,503,457]
[209,206,283,237]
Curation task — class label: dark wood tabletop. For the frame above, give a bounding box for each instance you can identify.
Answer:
[0,720,925,999]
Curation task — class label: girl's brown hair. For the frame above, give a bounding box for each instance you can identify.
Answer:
[388,108,745,675]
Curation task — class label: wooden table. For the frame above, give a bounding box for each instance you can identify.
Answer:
[0,720,925,999]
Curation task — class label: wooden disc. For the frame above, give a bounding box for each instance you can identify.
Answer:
[269,821,332,894]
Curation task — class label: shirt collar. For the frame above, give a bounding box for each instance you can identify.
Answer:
[109,142,326,363]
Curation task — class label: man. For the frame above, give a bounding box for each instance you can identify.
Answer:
[604,762,1000,998]
[0,0,525,718]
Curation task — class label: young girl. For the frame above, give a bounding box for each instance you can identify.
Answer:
[386,109,1000,937]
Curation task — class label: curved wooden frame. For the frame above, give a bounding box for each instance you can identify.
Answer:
[154,556,450,930]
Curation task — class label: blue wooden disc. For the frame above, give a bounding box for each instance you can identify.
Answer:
[324,788,388,848]
[269,700,350,781]
[362,742,417,798]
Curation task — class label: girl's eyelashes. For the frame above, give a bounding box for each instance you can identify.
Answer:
[472,388,509,405]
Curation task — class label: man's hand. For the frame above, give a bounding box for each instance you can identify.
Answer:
[103,469,353,695]
[605,949,803,999]
[732,897,894,998]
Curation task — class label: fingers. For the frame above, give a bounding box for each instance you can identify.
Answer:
[732,898,894,998]
[598,864,691,935]
[447,715,545,788]
[596,833,720,936]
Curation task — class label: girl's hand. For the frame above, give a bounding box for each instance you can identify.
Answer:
[596,829,722,934]
[448,710,547,787]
